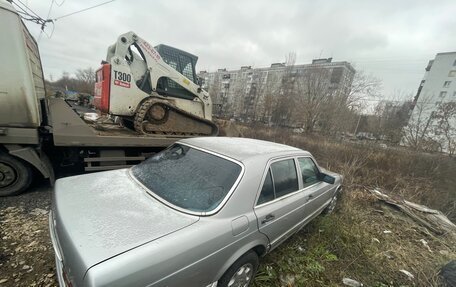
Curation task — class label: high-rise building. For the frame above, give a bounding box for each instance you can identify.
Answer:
[404,52,456,153]
[198,58,355,125]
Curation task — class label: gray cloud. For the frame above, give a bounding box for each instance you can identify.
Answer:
[22,0,456,98]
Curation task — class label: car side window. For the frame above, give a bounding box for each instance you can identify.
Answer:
[257,169,275,205]
[298,157,319,188]
[270,159,299,198]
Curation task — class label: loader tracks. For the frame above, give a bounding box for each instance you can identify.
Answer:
[133,96,218,137]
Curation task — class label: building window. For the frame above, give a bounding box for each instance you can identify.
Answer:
[449,70,456,77]
[331,67,343,84]
[453,59,456,66]
[443,81,451,88]
[440,91,447,98]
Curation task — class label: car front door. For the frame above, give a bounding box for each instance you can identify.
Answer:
[254,158,309,250]
[297,157,333,215]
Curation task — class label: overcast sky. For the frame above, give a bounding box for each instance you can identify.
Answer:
[19,0,456,102]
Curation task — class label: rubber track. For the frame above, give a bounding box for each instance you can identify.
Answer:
[133,96,218,136]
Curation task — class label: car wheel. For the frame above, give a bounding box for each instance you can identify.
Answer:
[218,251,259,287]
[322,189,340,215]
[0,152,33,197]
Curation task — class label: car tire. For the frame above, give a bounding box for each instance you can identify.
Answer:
[218,251,259,287]
[0,152,33,197]
[322,188,341,215]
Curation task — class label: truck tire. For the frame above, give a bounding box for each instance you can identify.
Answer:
[0,152,33,196]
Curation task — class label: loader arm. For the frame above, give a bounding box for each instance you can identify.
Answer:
[106,31,212,119]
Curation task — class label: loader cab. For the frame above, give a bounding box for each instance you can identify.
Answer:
[155,44,198,100]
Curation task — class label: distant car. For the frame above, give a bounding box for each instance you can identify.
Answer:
[49,137,343,287]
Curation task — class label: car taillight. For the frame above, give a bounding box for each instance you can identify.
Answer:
[62,268,73,287]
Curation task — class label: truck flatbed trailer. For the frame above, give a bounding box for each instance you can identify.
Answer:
[49,98,178,147]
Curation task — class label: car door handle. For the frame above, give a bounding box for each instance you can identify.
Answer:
[308,194,314,201]
[261,214,275,224]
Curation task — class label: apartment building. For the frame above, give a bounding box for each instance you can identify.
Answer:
[198,58,355,124]
[405,52,456,153]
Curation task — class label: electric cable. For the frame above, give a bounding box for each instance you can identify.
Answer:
[54,0,65,7]
[12,0,45,25]
[38,0,55,41]
[54,0,116,21]
[15,0,42,19]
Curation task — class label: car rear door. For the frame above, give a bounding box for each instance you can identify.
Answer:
[254,157,311,250]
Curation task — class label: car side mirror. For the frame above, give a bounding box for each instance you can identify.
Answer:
[318,172,335,184]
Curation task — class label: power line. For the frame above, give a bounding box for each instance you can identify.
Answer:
[13,0,113,41]
[12,0,48,27]
[14,0,42,19]
[54,0,65,7]
[54,0,116,21]
[38,0,55,41]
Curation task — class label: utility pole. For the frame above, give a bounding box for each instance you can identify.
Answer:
[354,114,362,135]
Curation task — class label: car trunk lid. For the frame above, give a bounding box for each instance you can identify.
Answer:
[51,169,199,285]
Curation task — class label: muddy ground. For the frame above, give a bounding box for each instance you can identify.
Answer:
[0,182,57,287]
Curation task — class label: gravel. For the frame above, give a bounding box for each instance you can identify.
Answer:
[0,182,57,287]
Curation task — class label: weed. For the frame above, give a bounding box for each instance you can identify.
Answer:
[245,125,456,286]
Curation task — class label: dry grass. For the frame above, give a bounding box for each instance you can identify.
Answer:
[254,187,456,287]
[242,125,456,222]
[242,125,456,287]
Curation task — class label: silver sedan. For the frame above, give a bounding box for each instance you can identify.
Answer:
[49,137,343,287]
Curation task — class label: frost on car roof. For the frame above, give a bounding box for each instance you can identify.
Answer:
[179,137,306,161]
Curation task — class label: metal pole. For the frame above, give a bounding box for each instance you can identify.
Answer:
[354,114,362,135]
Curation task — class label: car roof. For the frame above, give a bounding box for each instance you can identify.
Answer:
[179,137,310,161]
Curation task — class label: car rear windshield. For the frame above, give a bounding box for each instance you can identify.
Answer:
[131,144,242,213]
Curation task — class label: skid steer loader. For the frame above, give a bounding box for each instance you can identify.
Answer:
[94,32,218,136]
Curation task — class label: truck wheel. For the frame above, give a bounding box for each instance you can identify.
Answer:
[0,152,33,196]
[218,251,259,287]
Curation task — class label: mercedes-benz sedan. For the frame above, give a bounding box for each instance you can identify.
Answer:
[49,137,342,287]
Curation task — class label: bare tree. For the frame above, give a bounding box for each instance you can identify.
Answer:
[285,52,296,67]
[50,68,96,95]
[207,74,223,117]
[315,69,382,135]
[433,101,456,155]
[294,67,333,132]
[256,73,281,125]
[75,67,96,94]
[346,70,382,110]
[402,95,439,151]
[373,97,414,143]
[270,53,298,126]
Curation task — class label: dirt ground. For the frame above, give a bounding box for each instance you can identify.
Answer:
[0,182,57,287]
